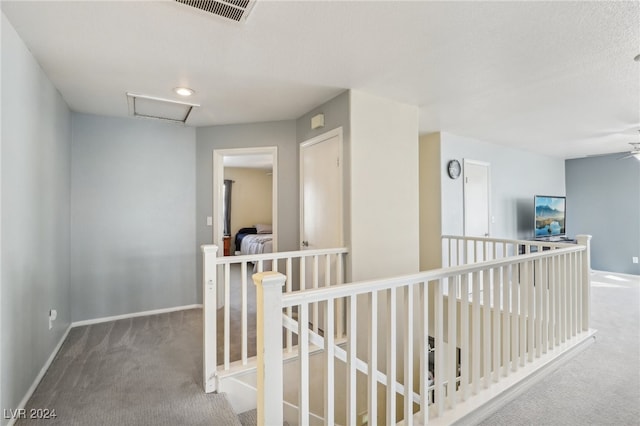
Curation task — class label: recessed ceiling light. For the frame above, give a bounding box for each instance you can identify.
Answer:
[635,54,640,62]
[174,87,195,97]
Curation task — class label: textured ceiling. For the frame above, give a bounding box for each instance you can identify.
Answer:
[2,0,639,158]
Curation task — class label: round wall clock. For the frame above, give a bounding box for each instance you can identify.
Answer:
[447,159,461,179]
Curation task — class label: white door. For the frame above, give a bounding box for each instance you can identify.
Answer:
[463,160,491,237]
[300,129,343,251]
[300,128,343,332]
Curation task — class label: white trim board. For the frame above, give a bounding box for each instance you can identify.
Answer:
[7,324,72,426]
[71,304,202,327]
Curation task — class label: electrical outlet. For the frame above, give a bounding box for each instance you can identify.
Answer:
[633,257,639,264]
[49,309,57,330]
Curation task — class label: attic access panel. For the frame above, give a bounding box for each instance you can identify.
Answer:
[126,93,199,124]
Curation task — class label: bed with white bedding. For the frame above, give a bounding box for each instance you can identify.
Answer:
[240,233,273,256]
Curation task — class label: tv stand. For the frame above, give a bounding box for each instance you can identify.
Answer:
[532,236,576,244]
[519,236,576,255]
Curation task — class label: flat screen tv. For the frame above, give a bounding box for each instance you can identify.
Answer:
[534,195,566,238]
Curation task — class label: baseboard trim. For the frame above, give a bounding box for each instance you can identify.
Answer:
[71,304,203,328]
[7,324,72,426]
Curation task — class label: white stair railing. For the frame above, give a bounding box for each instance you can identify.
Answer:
[254,235,593,425]
[200,245,348,393]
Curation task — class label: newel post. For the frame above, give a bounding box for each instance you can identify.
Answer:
[201,245,219,393]
[576,235,592,331]
[253,271,286,426]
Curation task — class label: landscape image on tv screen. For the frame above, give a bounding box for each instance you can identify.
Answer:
[535,196,565,237]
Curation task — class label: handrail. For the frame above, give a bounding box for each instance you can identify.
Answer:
[282,244,585,308]
[441,234,576,247]
[212,246,349,265]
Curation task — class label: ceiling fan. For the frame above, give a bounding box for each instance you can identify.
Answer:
[619,131,640,160]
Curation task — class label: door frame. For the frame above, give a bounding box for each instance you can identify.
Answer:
[463,159,491,237]
[299,127,344,249]
[212,146,278,254]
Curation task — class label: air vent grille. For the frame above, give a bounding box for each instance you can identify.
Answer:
[175,0,256,23]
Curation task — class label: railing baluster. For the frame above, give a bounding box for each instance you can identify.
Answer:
[435,279,445,416]
[527,260,535,363]
[337,254,344,338]
[471,272,480,394]
[560,254,566,343]
[511,263,519,371]
[324,298,335,426]
[535,258,542,358]
[541,258,548,354]
[201,245,218,393]
[492,267,500,382]
[549,256,555,348]
[420,281,430,424]
[325,254,331,288]
[224,262,231,370]
[520,260,528,366]
[483,269,491,388]
[299,303,309,426]
[568,253,574,337]
[404,284,414,426]
[300,256,306,291]
[347,295,357,426]
[447,277,457,408]
[285,258,293,353]
[368,291,378,426]
[502,265,511,377]
[571,252,579,336]
[460,274,469,400]
[241,261,248,364]
[553,256,562,346]
[386,287,397,425]
[313,255,319,333]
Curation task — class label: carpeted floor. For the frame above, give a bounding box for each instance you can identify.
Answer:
[478,270,640,425]
[17,309,240,426]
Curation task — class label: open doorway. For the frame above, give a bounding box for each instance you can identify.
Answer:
[213,147,278,257]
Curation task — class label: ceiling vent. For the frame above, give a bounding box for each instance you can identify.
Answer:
[175,0,256,23]
[126,93,199,124]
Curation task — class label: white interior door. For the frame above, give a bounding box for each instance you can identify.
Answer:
[300,128,343,331]
[463,160,491,237]
[300,128,343,251]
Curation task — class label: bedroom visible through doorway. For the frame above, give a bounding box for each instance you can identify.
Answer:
[213,147,278,257]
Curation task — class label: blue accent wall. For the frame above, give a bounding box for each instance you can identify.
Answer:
[566,154,640,275]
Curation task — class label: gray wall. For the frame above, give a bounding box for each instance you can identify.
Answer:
[1,14,72,421]
[439,132,566,239]
[70,114,196,321]
[566,154,640,275]
[195,121,297,301]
